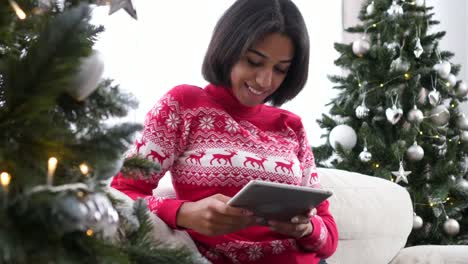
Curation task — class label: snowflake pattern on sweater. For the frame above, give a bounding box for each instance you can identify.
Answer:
[111,84,338,264]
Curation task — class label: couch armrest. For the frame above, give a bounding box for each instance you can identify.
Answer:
[106,187,210,264]
[317,168,413,264]
[390,245,468,264]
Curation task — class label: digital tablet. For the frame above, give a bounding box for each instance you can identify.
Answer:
[227,180,333,221]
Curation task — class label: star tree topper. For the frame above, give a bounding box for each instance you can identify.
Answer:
[392,161,412,184]
[109,0,137,20]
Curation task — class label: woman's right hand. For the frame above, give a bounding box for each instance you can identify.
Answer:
[176,193,257,236]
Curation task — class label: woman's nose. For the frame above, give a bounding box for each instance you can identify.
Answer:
[256,68,273,89]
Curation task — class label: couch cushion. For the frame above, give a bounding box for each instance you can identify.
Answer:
[389,245,468,264]
[318,168,413,264]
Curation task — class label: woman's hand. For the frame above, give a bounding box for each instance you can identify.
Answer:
[176,193,257,236]
[266,209,317,239]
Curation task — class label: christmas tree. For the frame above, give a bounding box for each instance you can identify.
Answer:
[0,1,198,262]
[315,0,468,245]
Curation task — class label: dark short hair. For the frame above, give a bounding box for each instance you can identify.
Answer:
[202,0,310,106]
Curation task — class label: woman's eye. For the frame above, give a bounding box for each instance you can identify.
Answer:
[247,58,262,66]
[275,67,288,74]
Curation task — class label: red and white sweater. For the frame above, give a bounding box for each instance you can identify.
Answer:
[111,84,338,264]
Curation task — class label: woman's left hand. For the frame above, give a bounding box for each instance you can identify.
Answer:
[266,209,316,239]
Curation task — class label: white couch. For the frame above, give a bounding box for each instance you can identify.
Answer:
[109,168,468,264]
[318,168,468,264]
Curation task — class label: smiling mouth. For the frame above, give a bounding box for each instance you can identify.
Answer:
[246,83,267,95]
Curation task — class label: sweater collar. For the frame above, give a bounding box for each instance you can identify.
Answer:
[205,84,263,117]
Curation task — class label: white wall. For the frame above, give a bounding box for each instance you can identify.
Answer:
[426,0,468,114]
[92,0,342,147]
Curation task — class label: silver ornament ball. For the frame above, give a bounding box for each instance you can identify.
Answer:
[355,104,370,119]
[457,115,468,130]
[55,194,90,232]
[406,142,424,161]
[461,131,468,143]
[413,214,423,230]
[430,105,450,126]
[329,125,357,151]
[352,38,371,57]
[447,74,457,87]
[456,81,468,97]
[407,106,424,124]
[443,218,460,236]
[433,61,451,79]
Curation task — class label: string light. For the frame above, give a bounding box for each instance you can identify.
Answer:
[1,172,11,187]
[47,157,58,186]
[79,163,89,176]
[86,229,94,236]
[380,83,384,87]
[1,172,11,208]
[404,73,411,80]
[8,0,26,20]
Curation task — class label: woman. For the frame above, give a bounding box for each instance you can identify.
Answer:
[111,0,338,263]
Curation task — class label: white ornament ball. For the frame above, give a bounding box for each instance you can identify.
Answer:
[443,218,460,236]
[456,178,468,191]
[366,1,375,15]
[448,175,457,185]
[428,89,441,106]
[407,106,424,124]
[406,142,424,161]
[457,115,468,130]
[430,105,450,126]
[390,57,410,72]
[461,131,468,143]
[413,214,423,230]
[415,0,425,6]
[402,121,412,131]
[68,50,105,101]
[417,87,428,105]
[433,61,451,79]
[329,125,357,151]
[352,38,371,57]
[447,74,457,87]
[359,147,372,163]
[456,81,468,97]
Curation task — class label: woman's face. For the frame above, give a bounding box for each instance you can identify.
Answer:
[230,33,294,107]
